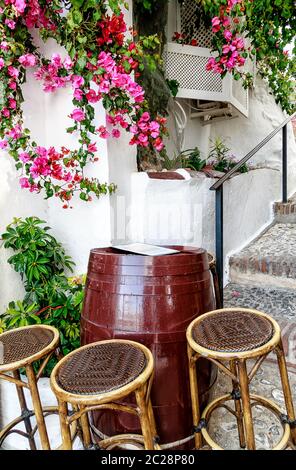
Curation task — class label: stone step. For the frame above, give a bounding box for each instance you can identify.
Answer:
[274,193,296,223]
[229,223,296,289]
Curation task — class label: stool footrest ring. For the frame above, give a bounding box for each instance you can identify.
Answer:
[0,406,58,448]
[200,393,290,450]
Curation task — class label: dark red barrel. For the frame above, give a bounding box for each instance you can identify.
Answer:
[81,246,216,448]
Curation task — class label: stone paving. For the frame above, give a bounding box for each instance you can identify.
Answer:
[208,361,296,450]
[229,223,296,288]
[224,282,296,319]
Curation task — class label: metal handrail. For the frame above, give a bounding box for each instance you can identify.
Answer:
[209,111,296,306]
[210,112,296,191]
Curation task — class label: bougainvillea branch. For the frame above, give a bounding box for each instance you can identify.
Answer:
[197,0,296,114]
[0,0,166,206]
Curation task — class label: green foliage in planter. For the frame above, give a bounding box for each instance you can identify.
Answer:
[161,138,249,174]
[160,147,205,170]
[1,217,84,375]
[208,137,249,173]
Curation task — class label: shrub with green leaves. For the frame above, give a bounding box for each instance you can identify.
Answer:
[208,137,249,174]
[1,217,84,375]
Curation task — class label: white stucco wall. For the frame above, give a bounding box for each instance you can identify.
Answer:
[129,168,281,283]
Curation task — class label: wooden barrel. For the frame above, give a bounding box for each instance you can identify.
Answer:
[81,246,216,448]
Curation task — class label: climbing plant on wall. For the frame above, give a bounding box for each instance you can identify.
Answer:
[195,0,296,114]
[0,0,166,206]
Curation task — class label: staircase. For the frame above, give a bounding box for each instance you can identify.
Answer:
[224,196,296,370]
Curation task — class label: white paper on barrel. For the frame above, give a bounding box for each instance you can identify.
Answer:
[112,243,180,256]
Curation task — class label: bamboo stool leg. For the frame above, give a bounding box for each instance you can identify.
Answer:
[12,370,37,450]
[135,385,154,450]
[58,399,72,450]
[187,344,203,449]
[26,364,50,450]
[275,339,296,445]
[230,360,246,449]
[147,398,158,444]
[79,406,92,449]
[238,360,256,450]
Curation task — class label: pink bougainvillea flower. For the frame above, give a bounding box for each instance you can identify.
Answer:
[106,115,114,125]
[112,129,121,138]
[223,30,232,42]
[8,98,17,109]
[138,121,148,132]
[19,152,31,163]
[87,143,97,153]
[30,156,51,178]
[0,140,8,149]
[228,0,241,8]
[51,53,62,67]
[149,121,160,138]
[140,111,151,122]
[234,38,245,50]
[0,41,9,51]
[0,58,4,69]
[211,16,221,33]
[8,81,17,90]
[97,125,110,139]
[2,108,10,118]
[153,137,164,152]
[129,124,138,134]
[19,53,37,67]
[64,56,73,70]
[70,108,85,122]
[222,17,231,27]
[212,17,221,26]
[206,57,216,71]
[15,0,27,13]
[5,19,16,30]
[8,66,19,78]
[73,88,83,101]
[222,44,231,54]
[71,75,84,89]
[19,177,30,188]
[137,133,149,146]
[86,89,99,103]
[8,125,22,139]
[98,80,110,94]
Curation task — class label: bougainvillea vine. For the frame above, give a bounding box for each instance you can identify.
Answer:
[0,0,166,206]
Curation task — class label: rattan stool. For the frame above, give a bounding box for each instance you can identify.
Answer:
[187,308,296,450]
[0,325,60,450]
[50,339,159,450]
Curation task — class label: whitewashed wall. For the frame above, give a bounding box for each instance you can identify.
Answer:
[129,167,281,283]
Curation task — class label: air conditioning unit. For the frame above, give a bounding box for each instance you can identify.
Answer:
[163,0,250,118]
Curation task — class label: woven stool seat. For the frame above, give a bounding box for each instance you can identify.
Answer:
[0,326,54,366]
[192,310,274,353]
[57,342,147,395]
